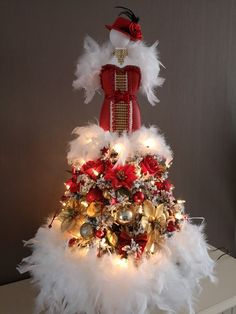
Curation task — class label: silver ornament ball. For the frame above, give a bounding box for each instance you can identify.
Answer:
[80,222,94,239]
[117,207,134,224]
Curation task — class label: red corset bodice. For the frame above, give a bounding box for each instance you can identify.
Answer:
[99,64,141,133]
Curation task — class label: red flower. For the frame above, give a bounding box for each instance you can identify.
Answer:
[140,155,161,176]
[105,164,137,190]
[86,187,103,203]
[80,159,104,180]
[156,180,172,192]
[129,22,143,40]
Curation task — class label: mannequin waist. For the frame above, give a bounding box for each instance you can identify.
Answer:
[105,90,137,103]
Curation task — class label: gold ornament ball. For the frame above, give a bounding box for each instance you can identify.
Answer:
[87,202,102,217]
[69,216,86,237]
[103,190,111,200]
[106,230,118,247]
[80,223,94,239]
[117,206,134,224]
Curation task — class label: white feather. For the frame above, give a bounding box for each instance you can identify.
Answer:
[130,126,173,164]
[72,36,112,104]
[67,125,173,166]
[129,41,165,106]
[67,124,112,166]
[18,220,215,314]
[72,36,164,106]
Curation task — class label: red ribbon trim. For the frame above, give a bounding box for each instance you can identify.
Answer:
[106,90,136,104]
[118,231,148,258]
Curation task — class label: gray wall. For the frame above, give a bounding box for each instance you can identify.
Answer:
[0,0,235,285]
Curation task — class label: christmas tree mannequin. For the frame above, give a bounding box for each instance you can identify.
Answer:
[19,7,215,314]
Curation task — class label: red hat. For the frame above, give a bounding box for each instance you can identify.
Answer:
[105,7,143,41]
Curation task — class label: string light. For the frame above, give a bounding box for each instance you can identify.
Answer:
[113,143,124,154]
[115,258,128,268]
[65,183,70,190]
[150,243,156,254]
[84,138,92,144]
[177,199,186,204]
[81,201,88,207]
[145,138,155,148]
[175,212,183,220]
[93,169,99,176]
[176,200,186,212]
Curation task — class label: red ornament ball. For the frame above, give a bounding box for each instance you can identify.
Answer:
[86,187,103,203]
[68,237,77,247]
[167,221,176,232]
[133,191,145,204]
[65,179,79,193]
[95,229,106,238]
[70,182,79,193]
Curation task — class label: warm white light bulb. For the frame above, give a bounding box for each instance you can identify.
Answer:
[145,138,155,148]
[175,212,183,220]
[177,199,186,204]
[79,159,85,165]
[81,201,88,207]
[113,143,124,154]
[150,243,156,254]
[115,258,128,268]
[93,169,99,176]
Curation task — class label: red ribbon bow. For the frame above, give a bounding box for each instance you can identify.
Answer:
[114,90,132,103]
[118,231,148,258]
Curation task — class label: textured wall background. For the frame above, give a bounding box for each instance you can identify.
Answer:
[0,0,235,284]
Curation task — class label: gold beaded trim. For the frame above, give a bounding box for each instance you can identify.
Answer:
[112,70,131,132]
[113,48,128,66]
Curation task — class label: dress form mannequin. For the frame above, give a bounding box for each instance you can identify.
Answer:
[100,29,142,132]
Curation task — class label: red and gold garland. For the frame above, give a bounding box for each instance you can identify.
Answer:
[54,144,187,260]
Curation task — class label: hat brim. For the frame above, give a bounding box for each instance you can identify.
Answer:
[105,24,138,41]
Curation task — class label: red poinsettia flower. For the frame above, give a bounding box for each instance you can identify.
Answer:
[140,155,162,176]
[104,164,137,190]
[156,180,172,192]
[80,159,104,180]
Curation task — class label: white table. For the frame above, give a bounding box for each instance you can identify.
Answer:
[1,249,236,314]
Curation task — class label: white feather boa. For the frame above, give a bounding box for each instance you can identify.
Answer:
[72,36,164,105]
[67,125,173,167]
[18,220,214,314]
